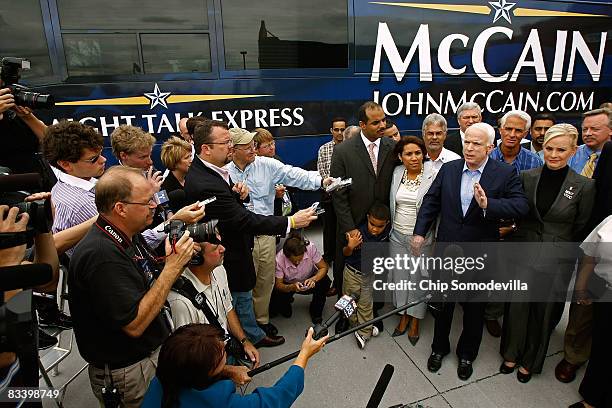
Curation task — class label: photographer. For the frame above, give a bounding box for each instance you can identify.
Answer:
[0,87,48,174]
[141,324,328,408]
[68,166,198,408]
[0,198,59,398]
[167,239,260,385]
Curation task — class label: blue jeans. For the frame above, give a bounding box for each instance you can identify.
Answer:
[231,291,266,344]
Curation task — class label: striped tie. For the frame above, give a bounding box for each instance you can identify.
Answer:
[580,153,597,178]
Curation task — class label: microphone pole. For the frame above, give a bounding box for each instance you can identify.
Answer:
[247,294,432,377]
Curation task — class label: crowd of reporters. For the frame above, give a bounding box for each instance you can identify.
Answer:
[1,79,611,408]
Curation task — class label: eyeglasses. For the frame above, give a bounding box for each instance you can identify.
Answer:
[121,197,156,207]
[80,152,103,164]
[332,127,346,132]
[207,139,234,147]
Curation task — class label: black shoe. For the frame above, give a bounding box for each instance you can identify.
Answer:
[254,335,285,348]
[499,362,516,374]
[39,310,73,331]
[38,329,58,350]
[258,322,278,337]
[427,352,445,373]
[279,305,293,318]
[457,359,473,381]
[517,368,532,383]
[485,319,502,338]
[334,318,349,334]
[568,402,587,408]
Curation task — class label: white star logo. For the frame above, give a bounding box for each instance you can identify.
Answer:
[489,0,516,23]
[144,83,171,109]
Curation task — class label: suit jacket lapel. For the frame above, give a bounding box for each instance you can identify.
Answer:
[543,169,577,221]
[355,137,376,177]
[377,138,393,176]
[528,168,545,223]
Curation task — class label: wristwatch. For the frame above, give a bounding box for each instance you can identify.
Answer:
[239,337,248,344]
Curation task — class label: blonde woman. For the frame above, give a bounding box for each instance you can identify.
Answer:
[499,124,595,383]
[161,136,193,211]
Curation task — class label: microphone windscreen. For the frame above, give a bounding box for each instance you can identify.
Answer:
[168,189,187,209]
[0,263,53,291]
[366,364,395,408]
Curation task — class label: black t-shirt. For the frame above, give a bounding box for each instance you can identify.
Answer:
[68,222,169,367]
[0,115,41,174]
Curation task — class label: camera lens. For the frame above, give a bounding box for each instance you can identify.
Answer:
[15,90,55,110]
[186,219,220,243]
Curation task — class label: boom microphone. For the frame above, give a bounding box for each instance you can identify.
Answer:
[366,364,394,408]
[313,293,358,340]
[0,263,53,292]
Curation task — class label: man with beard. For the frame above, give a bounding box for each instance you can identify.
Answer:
[529,113,555,159]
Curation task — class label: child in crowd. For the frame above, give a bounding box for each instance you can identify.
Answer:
[270,232,331,324]
[343,203,391,349]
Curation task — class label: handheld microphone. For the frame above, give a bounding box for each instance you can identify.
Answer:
[312,293,358,340]
[366,364,395,408]
[0,263,53,292]
[167,189,186,210]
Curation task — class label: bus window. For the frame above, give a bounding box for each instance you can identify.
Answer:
[141,34,211,74]
[0,1,52,79]
[56,0,208,30]
[63,34,140,76]
[56,0,211,77]
[221,0,347,70]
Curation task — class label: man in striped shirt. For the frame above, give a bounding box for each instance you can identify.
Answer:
[44,121,106,256]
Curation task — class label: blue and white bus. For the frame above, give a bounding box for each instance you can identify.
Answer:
[3,0,611,171]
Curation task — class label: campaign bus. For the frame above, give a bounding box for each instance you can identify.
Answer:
[3,0,611,174]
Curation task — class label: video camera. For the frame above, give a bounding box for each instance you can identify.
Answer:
[0,57,54,110]
[0,167,53,238]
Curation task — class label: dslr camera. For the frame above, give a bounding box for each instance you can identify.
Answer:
[0,167,53,236]
[1,57,54,110]
[164,219,221,244]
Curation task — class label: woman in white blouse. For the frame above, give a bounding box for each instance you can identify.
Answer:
[389,136,437,345]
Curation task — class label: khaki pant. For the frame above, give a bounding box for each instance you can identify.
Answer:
[252,235,277,325]
[343,266,374,339]
[88,348,159,408]
[564,303,593,365]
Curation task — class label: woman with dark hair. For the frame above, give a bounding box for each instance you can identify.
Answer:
[142,323,328,408]
[270,231,331,323]
[388,136,436,344]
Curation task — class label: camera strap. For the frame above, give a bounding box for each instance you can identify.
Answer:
[95,215,173,331]
[171,276,225,332]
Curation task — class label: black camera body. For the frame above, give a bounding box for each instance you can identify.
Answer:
[0,167,53,235]
[0,57,54,110]
[163,219,221,244]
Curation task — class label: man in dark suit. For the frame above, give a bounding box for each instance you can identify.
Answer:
[184,119,317,348]
[413,122,529,381]
[330,101,397,332]
[444,102,483,156]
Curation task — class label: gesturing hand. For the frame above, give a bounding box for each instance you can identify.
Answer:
[473,182,488,209]
[145,167,163,193]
